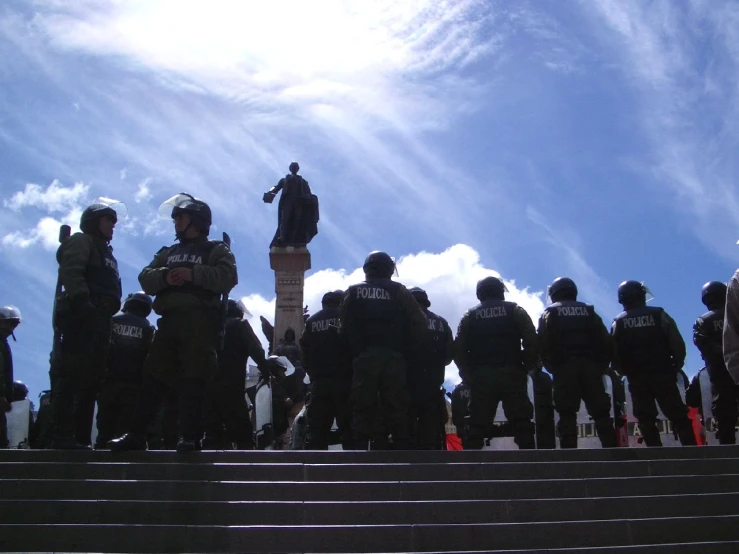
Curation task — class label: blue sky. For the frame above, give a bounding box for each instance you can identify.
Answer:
[1,0,738,400]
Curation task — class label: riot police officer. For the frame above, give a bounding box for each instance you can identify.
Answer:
[300,290,353,449]
[538,277,617,448]
[111,193,237,452]
[0,306,22,448]
[50,199,123,449]
[612,281,696,446]
[202,299,268,450]
[694,281,738,444]
[94,292,155,448]
[454,276,538,449]
[340,251,429,450]
[408,287,453,449]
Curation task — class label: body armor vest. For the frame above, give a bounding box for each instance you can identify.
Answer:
[465,300,521,368]
[345,279,405,354]
[1,338,13,399]
[613,306,672,374]
[107,312,154,383]
[697,308,730,382]
[544,301,599,363]
[85,240,122,305]
[303,307,348,376]
[162,240,218,301]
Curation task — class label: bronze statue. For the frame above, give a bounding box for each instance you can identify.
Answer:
[263,162,319,248]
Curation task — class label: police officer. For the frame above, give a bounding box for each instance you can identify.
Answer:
[300,290,353,449]
[612,281,696,447]
[94,292,155,448]
[340,251,428,450]
[202,299,268,450]
[0,306,22,448]
[408,287,453,450]
[538,277,617,449]
[454,276,538,450]
[110,193,237,452]
[50,199,123,449]
[694,281,738,444]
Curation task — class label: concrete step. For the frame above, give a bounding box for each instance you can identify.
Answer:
[2,445,736,464]
[2,516,738,552]
[2,458,735,482]
[2,493,737,525]
[3,473,737,502]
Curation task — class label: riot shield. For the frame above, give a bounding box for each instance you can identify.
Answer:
[6,399,31,448]
[254,381,273,450]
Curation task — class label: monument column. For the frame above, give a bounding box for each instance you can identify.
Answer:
[269,246,311,351]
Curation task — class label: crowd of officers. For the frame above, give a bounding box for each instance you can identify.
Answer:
[1,191,738,451]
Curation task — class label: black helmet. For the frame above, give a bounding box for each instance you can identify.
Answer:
[476,276,507,301]
[289,162,300,174]
[321,290,343,307]
[0,305,22,325]
[363,251,395,279]
[79,197,126,237]
[701,281,727,309]
[548,277,578,303]
[11,381,28,401]
[159,193,212,236]
[617,280,651,305]
[227,299,244,318]
[408,287,430,308]
[123,292,153,317]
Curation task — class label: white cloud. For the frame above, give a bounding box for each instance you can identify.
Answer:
[4,179,88,213]
[120,168,127,181]
[1,216,71,250]
[235,244,545,389]
[134,177,152,203]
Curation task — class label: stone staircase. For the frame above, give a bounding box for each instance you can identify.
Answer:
[1,446,739,553]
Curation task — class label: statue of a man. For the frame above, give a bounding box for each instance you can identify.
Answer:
[263,162,319,248]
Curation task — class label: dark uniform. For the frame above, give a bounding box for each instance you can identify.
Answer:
[340,252,429,450]
[51,202,122,448]
[110,193,237,452]
[694,281,738,444]
[408,288,453,450]
[611,281,696,447]
[94,294,155,448]
[300,291,353,449]
[538,277,617,448]
[0,306,21,448]
[455,276,538,450]
[203,300,267,450]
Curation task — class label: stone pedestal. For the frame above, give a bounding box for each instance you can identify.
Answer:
[269,246,311,351]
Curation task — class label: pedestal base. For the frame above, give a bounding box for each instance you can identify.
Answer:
[269,247,311,349]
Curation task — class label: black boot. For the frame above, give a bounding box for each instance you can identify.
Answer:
[109,433,147,451]
[595,418,618,448]
[176,438,202,453]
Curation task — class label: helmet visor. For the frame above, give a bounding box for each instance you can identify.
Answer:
[642,283,655,302]
[235,299,252,320]
[158,193,201,220]
[91,196,127,220]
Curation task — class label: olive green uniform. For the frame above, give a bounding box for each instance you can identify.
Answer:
[538,303,617,448]
[455,302,537,449]
[51,232,121,447]
[340,279,428,449]
[127,236,237,442]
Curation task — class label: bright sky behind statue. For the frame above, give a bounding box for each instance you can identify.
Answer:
[1,1,738,399]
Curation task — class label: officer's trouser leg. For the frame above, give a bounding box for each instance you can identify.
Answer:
[350,352,381,449]
[416,382,443,450]
[552,367,580,449]
[179,378,206,442]
[629,376,663,447]
[0,412,8,448]
[580,367,617,448]
[652,374,696,446]
[128,374,168,438]
[378,352,410,450]
[712,381,739,445]
[499,368,535,450]
[466,370,496,450]
[222,380,253,449]
[95,382,118,445]
[334,379,354,450]
[202,381,227,448]
[305,379,333,450]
